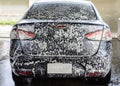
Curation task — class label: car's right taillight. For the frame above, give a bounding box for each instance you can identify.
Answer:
[85,29,112,41]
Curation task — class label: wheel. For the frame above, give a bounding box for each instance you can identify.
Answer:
[12,72,32,86]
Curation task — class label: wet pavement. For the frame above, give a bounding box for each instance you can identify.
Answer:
[0,38,120,86]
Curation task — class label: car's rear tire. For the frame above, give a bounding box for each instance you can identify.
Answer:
[12,72,32,86]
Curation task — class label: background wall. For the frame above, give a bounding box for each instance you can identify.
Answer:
[0,0,28,20]
[92,0,120,33]
[0,0,120,34]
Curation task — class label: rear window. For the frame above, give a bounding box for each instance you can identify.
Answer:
[24,2,97,20]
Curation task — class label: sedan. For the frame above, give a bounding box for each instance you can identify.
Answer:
[10,0,112,84]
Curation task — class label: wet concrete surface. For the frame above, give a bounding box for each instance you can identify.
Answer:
[0,38,120,86]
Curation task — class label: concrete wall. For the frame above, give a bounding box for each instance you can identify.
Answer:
[92,0,120,33]
[0,0,29,20]
[118,18,120,38]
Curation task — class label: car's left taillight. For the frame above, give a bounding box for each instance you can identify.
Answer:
[10,26,35,39]
[17,29,35,39]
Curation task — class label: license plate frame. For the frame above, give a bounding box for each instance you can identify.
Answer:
[47,63,72,74]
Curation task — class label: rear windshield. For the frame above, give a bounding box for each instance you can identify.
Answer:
[24,2,97,20]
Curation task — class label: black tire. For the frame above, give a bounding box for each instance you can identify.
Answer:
[12,72,32,86]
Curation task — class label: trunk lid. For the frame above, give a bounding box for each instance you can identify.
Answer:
[18,20,104,56]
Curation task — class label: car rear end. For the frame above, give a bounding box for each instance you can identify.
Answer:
[10,0,112,80]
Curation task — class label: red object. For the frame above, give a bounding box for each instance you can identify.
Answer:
[85,29,111,41]
[18,29,35,37]
[18,71,33,75]
[86,72,102,77]
[85,30,102,38]
[53,25,67,29]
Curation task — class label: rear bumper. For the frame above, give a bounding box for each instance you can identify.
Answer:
[11,41,112,78]
[12,55,111,78]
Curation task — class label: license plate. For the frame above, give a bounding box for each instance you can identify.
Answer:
[47,63,72,74]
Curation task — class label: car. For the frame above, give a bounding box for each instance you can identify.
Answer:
[10,0,112,84]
